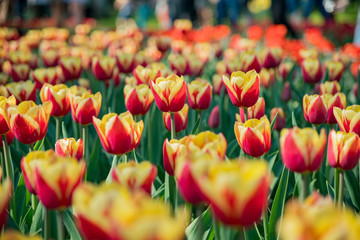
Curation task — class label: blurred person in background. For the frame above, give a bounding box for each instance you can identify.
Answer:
[52,0,86,27]
[216,0,239,28]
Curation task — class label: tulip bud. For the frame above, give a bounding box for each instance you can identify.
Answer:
[163,137,188,176]
[112,161,157,195]
[212,74,224,95]
[133,65,161,85]
[124,84,154,116]
[281,81,292,102]
[270,107,286,131]
[150,74,186,112]
[354,83,359,99]
[222,70,260,108]
[31,67,58,89]
[115,51,136,74]
[0,167,12,229]
[234,116,271,157]
[73,182,188,240]
[68,86,101,125]
[92,56,116,81]
[93,111,144,155]
[55,138,83,161]
[323,93,346,124]
[187,78,212,110]
[187,55,205,77]
[163,104,189,133]
[280,127,327,173]
[319,81,340,95]
[327,130,360,170]
[40,83,69,117]
[59,56,82,81]
[156,36,171,53]
[259,47,282,69]
[301,58,323,84]
[10,63,30,82]
[208,106,220,129]
[279,61,294,80]
[334,105,360,136]
[240,50,262,73]
[325,61,344,82]
[169,54,187,76]
[41,49,60,67]
[247,97,265,120]
[303,94,327,124]
[6,101,52,145]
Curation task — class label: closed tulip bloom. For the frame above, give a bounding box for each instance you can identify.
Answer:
[247,97,265,119]
[187,78,212,110]
[280,127,327,173]
[319,81,340,95]
[234,116,271,157]
[169,54,187,76]
[150,74,186,112]
[240,50,262,73]
[11,63,30,82]
[325,61,344,82]
[279,61,294,80]
[278,192,360,240]
[301,58,323,84]
[34,155,86,209]
[259,68,275,88]
[0,130,15,148]
[212,74,224,95]
[323,93,346,124]
[216,61,227,75]
[73,183,188,240]
[163,104,189,133]
[0,167,12,229]
[40,83,70,117]
[92,56,116,81]
[163,137,188,176]
[156,36,171,52]
[303,94,327,124]
[115,51,136,74]
[133,65,161,85]
[55,138,83,161]
[259,48,282,69]
[281,81,292,102]
[0,96,16,135]
[187,55,205,77]
[124,84,154,116]
[327,130,360,170]
[68,86,102,125]
[334,105,360,136]
[196,159,271,226]
[222,70,260,108]
[299,48,319,62]
[31,67,58,89]
[208,105,220,129]
[5,101,52,145]
[0,80,37,103]
[186,131,227,158]
[112,161,157,195]
[0,73,9,85]
[41,49,60,67]
[270,107,286,131]
[93,112,144,155]
[59,56,82,81]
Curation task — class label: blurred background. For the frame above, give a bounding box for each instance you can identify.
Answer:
[0,0,359,42]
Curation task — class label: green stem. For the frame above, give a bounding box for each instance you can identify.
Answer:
[170,113,176,140]
[147,111,153,163]
[335,168,340,202]
[263,210,269,240]
[300,173,309,201]
[212,216,220,240]
[196,207,203,240]
[57,211,65,240]
[0,149,4,179]
[243,227,248,240]
[44,208,51,240]
[31,194,37,217]
[81,125,88,181]
[2,134,15,219]
[133,149,138,163]
[106,155,121,183]
[55,117,61,141]
[338,170,344,208]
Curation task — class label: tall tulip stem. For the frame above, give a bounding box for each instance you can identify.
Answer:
[263,210,269,240]
[57,211,65,240]
[300,173,309,201]
[55,117,61,141]
[81,125,88,161]
[147,111,153,163]
[2,134,15,219]
[337,170,344,208]
[44,208,51,240]
[170,113,176,140]
[212,216,220,240]
[106,155,121,183]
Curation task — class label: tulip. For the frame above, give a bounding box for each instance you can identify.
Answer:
[303,94,327,124]
[0,80,36,103]
[187,55,205,77]
[195,159,271,226]
[327,130,360,170]
[124,84,154,116]
[234,116,271,157]
[0,96,16,135]
[5,101,52,145]
[334,105,360,136]
[133,65,161,85]
[323,93,346,124]
[299,48,319,62]
[240,50,262,73]
[31,67,58,89]
[112,160,157,195]
[247,97,265,120]
[112,67,122,87]
[319,81,340,95]
[68,86,101,125]
[59,56,82,81]
[55,138,83,161]
[156,36,171,53]
[0,167,12,229]
[212,74,224,95]
[169,54,187,76]
[278,192,360,240]
[270,107,286,131]
[208,105,220,129]
[325,61,344,82]
[280,127,327,173]
[301,58,323,84]
[222,70,260,108]
[259,47,282,68]
[92,56,116,81]
[281,81,291,102]
[40,83,70,117]
[163,104,189,133]
[0,73,9,85]
[163,137,188,176]
[93,111,144,155]
[187,78,212,110]
[216,61,227,75]
[10,63,30,82]
[0,131,15,148]
[41,49,60,67]
[115,51,136,74]
[150,74,186,112]
[279,61,294,80]
[73,183,188,240]
[34,154,86,209]
[259,68,275,88]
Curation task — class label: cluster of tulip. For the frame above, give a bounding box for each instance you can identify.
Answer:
[0,17,360,240]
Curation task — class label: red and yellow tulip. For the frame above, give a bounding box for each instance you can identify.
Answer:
[115,51,136,74]
[323,93,346,124]
[59,56,82,81]
[10,63,30,82]
[163,104,189,133]
[301,58,323,84]
[325,60,344,82]
[0,96,16,135]
[40,83,69,117]
[92,56,116,81]
[187,78,212,110]
[31,67,58,88]
[259,68,275,88]
[259,47,282,68]
[55,138,83,161]
[0,80,37,103]
[212,74,224,95]
[319,81,341,95]
[162,137,188,176]
[278,61,294,80]
[334,105,360,137]
[133,65,161,85]
[124,84,154,116]
[270,107,286,131]
[303,94,327,124]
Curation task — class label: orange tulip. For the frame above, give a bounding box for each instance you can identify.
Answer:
[10,63,30,82]
[59,56,82,81]
[93,112,144,155]
[163,104,189,133]
[187,78,212,110]
[124,84,154,116]
[40,83,70,117]
[92,56,116,81]
[55,138,83,161]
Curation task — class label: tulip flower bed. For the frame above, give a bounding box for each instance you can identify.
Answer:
[0,20,360,240]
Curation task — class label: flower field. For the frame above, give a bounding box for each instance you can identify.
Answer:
[0,19,360,240]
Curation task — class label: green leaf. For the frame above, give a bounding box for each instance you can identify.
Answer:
[269,167,289,239]
[291,111,298,127]
[30,203,44,235]
[62,121,69,139]
[6,213,20,231]
[34,138,45,151]
[62,210,82,240]
[191,117,201,135]
[14,174,27,224]
[186,207,213,240]
[270,112,278,131]
[344,170,360,211]
[268,151,279,171]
